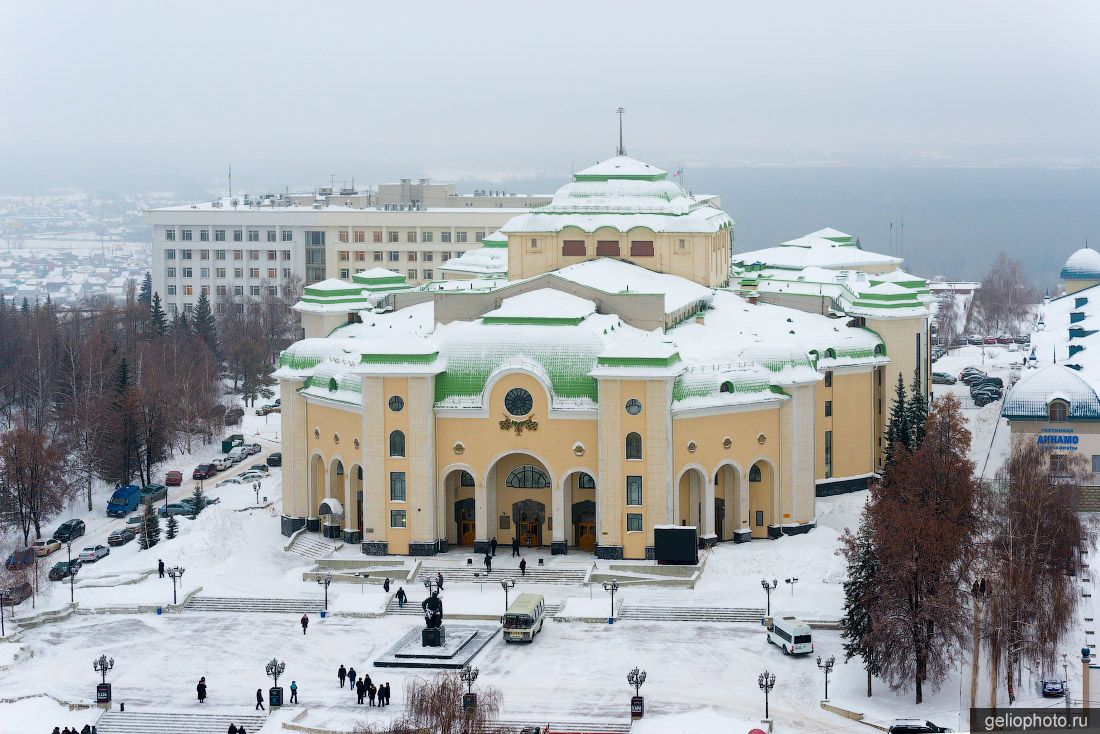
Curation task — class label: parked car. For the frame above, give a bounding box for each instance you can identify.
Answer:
[211,456,232,471]
[165,470,183,486]
[1014,334,1031,344]
[4,547,35,571]
[126,516,145,527]
[244,443,262,457]
[974,393,1001,407]
[888,719,951,734]
[255,404,279,416]
[106,484,142,517]
[224,407,245,426]
[107,527,136,546]
[77,545,110,563]
[248,464,270,475]
[52,519,86,543]
[227,446,248,463]
[158,503,192,517]
[266,452,282,467]
[1042,679,1066,698]
[239,470,266,482]
[975,376,1004,388]
[216,476,244,487]
[1,580,33,606]
[931,372,957,385]
[192,464,217,480]
[982,336,998,345]
[140,483,168,504]
[32,538,61,557]
[967,335,983,345]
[48,560,82,581]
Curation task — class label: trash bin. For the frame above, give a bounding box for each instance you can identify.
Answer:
[320,610,327,619]
[156,607,162,615]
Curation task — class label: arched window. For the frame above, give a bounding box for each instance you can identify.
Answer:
[720,381,733,393]
[460,470,475,487]
[327,377,338,391]
[626,432,643,460]
[749,464,762,482]
[506,465,550,488]
[578,472,596,489]
[873,344,885,357]
[389,430,405,457]
[1049,399,1069,423]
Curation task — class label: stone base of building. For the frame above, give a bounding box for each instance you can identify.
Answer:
[362,540,389,556]
[322,523,342,539]
[342,529,362,545]
[768,521,816,539]
[550,541,568,555]
[732,529,752,544]
[306,517,321,533]
[472,539,490,554]
[699,534,718,549]
[436,538,449,554]
[409,541,438,557]
[645,546,655,560]
[281,515,306,537]
[595,544,624,560]
[815,475,875,497]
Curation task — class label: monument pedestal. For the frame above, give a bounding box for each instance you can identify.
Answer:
[422,625,447,647]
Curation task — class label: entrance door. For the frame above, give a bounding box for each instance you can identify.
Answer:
[455,498,475,546]
[519,520,541,547]
[576,522,596,550]
[459,520,475,545]
[715,498,725,542]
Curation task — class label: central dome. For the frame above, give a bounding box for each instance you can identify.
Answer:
[542,155,701,215]
[1062,247,1100,280]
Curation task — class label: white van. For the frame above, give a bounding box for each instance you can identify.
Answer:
[502,593,546,643]
[767,616,813,655]
[227,446,248,464]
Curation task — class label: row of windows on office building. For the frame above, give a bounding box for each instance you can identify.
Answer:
[164,228,294,243]
[337,230,485,244]
[166,266,293,280]
[165,283,288,299]
[163,248,293,262]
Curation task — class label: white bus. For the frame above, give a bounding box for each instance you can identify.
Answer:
[502,593,546,643]
[767,616,813,655]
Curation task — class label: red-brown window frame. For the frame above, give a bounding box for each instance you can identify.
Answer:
[630,240,654,257]
[562,240,586,256]
[596,240,621,256]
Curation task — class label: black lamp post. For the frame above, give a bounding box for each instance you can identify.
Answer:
[784,577,799,597]
[500,578,515,612]
[627,666,647,719]
[317,572,332,611]
[761,578,777,615]
[67,541,79,604]
[817,655,835,700]
[603,579,619,621]
[460,664,479,713]
[167,566,185,605]
[94,654,114,685]
[423,577,440,596]
[0,591,9,637]
[758,670,776,719]
[266,658,285,689]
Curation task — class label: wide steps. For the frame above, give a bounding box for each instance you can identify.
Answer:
[185,595,325,614]
[385,597,561,616]
[417,564,587,585]
[496,719,631,733]
[96,710,267,734]
[619,605,765,623]
[289,535,333,559]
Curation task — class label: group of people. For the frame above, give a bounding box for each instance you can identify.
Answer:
[49,727,93,734]
[226,725,250,733]
[482,537,527,576]
[338,664,392,707]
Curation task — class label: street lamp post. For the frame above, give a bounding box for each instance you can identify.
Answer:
[817,655,836,700]
[94,654,115,685]
[627,666,647,719]
[266,657,286,707]
[167,566,185,605]
[500,578,516,612]
[424,577,441,597]
[0,592,9,637]
[317,572,332,612]
[254,481,261,506]
[460,664,479,714]
[784,577,799,597]
[758,670,776,720]
[1063,653,1070,709]
[67,541,79,604]
[761,578,778,616]
[603,579,619,621]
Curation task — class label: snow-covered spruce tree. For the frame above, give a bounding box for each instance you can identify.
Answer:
[883,374,910,475]
[191,293,220,361]
[189,484,207,516]
[139,501,159,549]
[839,512,880,697]
[138,272,153,309]
[165,513,179,540]
[150,292,168,337]
[906,367,929,449]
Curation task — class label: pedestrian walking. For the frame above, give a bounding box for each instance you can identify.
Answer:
[512,536,520,557]
[383,577,391,592]
[484,552,492,574]
[228,725,238,734]
[490,537,497,556]
[81,726,91,734]
[368,682,377,706]
[520,557,527,577]
[238,727,247,734]
[384,682,392,706]
[436,571,444,590]
[255,688,265,711]
[356,678,365,705]
[396,587,407,608]
[300,613,309,635]
[338,664,347,688]
[158,559,165,578]
[289,680,298,704]
[347,666,357,692]
[197,676,207,703]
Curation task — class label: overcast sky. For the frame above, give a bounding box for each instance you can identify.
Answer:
[2,1,1098,190]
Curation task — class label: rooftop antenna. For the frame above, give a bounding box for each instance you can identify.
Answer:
[616,107,626,156]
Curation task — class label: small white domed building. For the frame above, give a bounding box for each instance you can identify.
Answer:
[1061,247,1100,294]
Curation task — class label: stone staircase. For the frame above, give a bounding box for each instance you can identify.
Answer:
[496,718,631,733]
[385,596,561,617]
[287,533,335,560]
[417,563,588,586]
[619,604,765,623]
[96,710,267,734]
[185,595,325,614]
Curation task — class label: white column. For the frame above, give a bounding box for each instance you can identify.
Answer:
[703,471,716,537]
[553,477,567,544]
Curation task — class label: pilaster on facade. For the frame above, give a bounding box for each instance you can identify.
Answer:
[361,378,386,543]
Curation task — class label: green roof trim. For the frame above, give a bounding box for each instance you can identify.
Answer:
[351,273,407,285]
[597,353,682,368]
[482,316,586,326]
[572,172,667,182]
[359,352,439,365]
[299,295,369,305]
[303,285,365,298]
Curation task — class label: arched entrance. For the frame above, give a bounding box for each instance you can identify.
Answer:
[748,460,775,539]
[486,453,553,551]
[441,467,476,546]
[561,470,597,552]
[572,500,597,550]
[308,454,326,532]
[324,459,345,538]
[714,464,741,541]
[677,467,706,530]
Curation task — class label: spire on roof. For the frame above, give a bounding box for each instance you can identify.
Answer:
[616,107,626,156]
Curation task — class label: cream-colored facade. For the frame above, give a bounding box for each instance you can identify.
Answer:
[276,155,931,559]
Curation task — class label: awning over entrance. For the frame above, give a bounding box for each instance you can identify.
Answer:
[318,497,344,519]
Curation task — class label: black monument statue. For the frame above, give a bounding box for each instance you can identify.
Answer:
[421,580,446,646]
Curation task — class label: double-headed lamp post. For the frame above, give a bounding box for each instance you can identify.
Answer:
[758,670,776,720]
[817,655,836,700]
[317,572,332,612]
[785,577,799,597]
[167,566,185,605]
[761,578,778,616]
[603,579,619,620]
[500,578,516,612]
[94,654,114,685]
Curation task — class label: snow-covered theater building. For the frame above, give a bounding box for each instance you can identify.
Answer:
[275,155,932,559]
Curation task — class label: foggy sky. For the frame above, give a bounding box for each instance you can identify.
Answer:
[2,1,1099,190]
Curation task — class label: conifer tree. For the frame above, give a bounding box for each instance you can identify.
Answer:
[169,308,190,336]
[840,512,880,697]
[138,272,153,308]
[150,292,168,337]
[191,293,219,359]
[165,513,179,540]
[883,373,910,469]
[189,483,207,517]
[138,501,160,549]
[906,367,929,449]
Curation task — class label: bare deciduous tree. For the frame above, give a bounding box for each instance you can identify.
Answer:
[970,253,1036,335]
[353,672,514,734]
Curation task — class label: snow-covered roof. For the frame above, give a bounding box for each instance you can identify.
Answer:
[438,245,508,277]
[552,259,713,315]
[483,289,596,323]
[735,228,902,271]
[1003,364,1100,420]
[574,156,666,180]
[1061,247,1100,280]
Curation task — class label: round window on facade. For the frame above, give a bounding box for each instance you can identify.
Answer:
[388,395,404,412]
[504,387,533,417]
[625,398,642,415]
